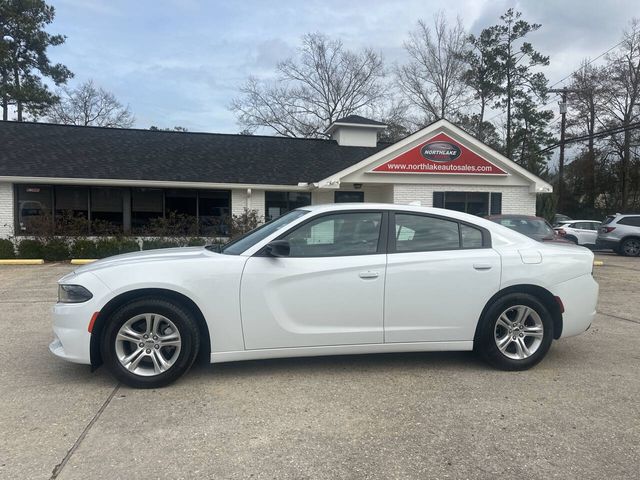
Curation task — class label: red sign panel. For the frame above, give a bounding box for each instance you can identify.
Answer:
[371,133,507,175]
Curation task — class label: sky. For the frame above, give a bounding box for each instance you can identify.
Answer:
[45,0,640,133]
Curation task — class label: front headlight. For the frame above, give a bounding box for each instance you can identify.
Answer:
[58,284,93,303]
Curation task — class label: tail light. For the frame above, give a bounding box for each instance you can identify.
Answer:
[603,227,616,233]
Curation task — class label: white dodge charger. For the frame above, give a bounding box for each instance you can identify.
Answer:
[50,204,599,388]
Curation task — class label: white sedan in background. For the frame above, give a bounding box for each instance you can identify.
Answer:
[554,220,601,247]
[51,204,599,388]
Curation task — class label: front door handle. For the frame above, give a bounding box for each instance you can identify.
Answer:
[359,271,379,279]
[473,263,492,271]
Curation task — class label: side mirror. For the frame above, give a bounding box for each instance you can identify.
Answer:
[265,239,290,257]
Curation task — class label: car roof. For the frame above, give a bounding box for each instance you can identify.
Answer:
[485,214,540,220]
[559,219,601,224]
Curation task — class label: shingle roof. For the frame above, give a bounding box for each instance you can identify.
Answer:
[0,122,389,185]
[333,115,387,126]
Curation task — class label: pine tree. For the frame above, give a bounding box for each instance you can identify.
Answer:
[0,0,72,121]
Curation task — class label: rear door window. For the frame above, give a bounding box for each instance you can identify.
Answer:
[393,214,460,252]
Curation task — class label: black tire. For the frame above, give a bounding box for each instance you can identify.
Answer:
[476,293,554,371]
[620,238,640,257]
[101,297,200,388]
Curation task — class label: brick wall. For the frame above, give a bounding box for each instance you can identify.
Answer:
[0,183,13,239]
[392,183,536,215]
[231,188,266,221]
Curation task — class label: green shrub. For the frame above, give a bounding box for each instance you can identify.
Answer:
[95,238,140,258]
[95,238,120,258]
[187,237,206,246]
[70,239,98,258]
[17,239,45,259]
[142,238,182,250]
[43,239,70,262]
[118,239,140,254]
[0,239,15,259]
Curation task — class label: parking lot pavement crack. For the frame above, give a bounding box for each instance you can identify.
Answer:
[598,311,640,325]
[49,384,121,480]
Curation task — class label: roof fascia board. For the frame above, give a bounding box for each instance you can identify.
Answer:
[0,176,312,191]
[324,122,387,135]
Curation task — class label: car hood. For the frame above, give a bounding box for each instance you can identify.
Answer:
[71,247,215,276]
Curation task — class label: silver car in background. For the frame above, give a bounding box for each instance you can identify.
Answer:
[596,213,640,256]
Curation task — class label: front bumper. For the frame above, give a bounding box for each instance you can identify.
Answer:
[50,302,96,364]
[50,272,111,365]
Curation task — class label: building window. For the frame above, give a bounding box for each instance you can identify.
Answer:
[335,191,364,203]
[15,185,232,236]
[165,189,197,217]
[265,191,311,220]
[433,191,501,216]
[199,190,231,235]
[55,186,89,220]
[16,185,53,233]
[91,187,124,232]
[131,188,163,233]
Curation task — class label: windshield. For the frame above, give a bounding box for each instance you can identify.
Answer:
[219,209,309,255]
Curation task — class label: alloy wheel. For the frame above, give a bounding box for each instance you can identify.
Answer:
[114,313,182,376]
[494,305,544,360]
[622,239,640,256]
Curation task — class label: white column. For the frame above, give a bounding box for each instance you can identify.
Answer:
[0,183,14,239]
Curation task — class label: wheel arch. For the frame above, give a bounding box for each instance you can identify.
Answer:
[90,288,212,369]
[474,284,563,344]
[564,235,579,244]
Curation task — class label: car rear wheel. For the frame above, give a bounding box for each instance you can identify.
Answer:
[101,297,200,388]
[621,238,640,257]
[477,293,553,371]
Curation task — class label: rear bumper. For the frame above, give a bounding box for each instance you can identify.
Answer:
[595,238,619,250]
[552,274,599,338]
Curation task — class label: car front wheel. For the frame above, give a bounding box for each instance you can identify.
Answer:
[101,297,200,388]
[477,293,553,371]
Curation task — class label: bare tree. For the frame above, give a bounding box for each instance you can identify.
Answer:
[395,12,469,122]
[600,19,640,210]
[567,61,606,208]
[230,33,385,138]
[47,79,134,127]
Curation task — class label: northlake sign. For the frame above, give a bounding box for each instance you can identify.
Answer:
[371,132,507,175]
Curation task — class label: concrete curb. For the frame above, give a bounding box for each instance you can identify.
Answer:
[70,259,98,265]
[0,259,45,265]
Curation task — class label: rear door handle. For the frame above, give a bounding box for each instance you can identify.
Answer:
[359,271,379,279]
[473,263,492,271]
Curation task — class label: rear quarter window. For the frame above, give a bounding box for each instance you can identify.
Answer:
[618,216,640,227]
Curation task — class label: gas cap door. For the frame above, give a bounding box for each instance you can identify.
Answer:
[518,249,542,264]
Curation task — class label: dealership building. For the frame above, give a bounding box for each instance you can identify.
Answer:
[0,117,552,238]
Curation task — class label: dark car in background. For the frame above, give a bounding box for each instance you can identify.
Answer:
[486,215,571,243]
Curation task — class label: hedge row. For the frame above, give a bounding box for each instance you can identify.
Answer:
[0,237,210,261]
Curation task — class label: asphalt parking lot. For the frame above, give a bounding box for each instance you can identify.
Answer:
[0,253,639,480]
